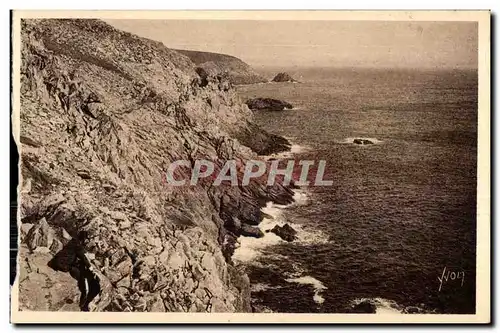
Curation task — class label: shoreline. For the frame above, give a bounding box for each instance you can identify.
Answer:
[231,138,333,311]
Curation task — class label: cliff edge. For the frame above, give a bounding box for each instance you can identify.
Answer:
[16,19,292,313]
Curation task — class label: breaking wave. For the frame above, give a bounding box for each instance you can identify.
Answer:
[285,276,327,304]
[232,189,328,264]
[351,298,405,314]
[337,137,383,144]
[264,143,310,160]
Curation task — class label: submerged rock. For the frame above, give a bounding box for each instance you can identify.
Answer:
[245,98,293,111]
[353,138,374,145]
[271,72,297,83]
[269,223,297,242]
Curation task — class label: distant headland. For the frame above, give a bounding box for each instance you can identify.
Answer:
[174,49,268,85]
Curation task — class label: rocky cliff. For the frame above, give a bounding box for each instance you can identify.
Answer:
[16,19,293,313]
[174,49,268,85]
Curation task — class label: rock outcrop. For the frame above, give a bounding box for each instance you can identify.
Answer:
[271,72,297,83]
[268,224,297,242]
[353,139,374,145]
[16,19,294,313]
[245,98,293,111]
[175,49,268,85]
[235,122,291,156]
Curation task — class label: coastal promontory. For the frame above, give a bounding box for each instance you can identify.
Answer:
[175,49,268,85]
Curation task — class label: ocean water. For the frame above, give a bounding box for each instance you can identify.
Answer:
[236,67,478,314]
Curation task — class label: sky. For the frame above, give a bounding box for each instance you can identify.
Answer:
[106,20,478,69]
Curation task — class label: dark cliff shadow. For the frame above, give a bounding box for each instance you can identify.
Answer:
[47,231,101,312]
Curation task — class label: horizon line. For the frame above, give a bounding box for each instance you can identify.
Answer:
[249,64,478,70]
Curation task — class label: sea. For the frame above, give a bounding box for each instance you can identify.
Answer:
[234,67,478,314]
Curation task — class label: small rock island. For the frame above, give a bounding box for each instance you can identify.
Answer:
[272,72,298,83]
[245,98,293,111]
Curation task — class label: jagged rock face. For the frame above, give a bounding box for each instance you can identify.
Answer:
[236,122,291,156]
[17,19,292,313]
[271,72,296,83]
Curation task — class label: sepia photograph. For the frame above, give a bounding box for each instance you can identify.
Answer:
[10,10,490,324]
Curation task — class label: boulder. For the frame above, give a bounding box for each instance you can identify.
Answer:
[269,223,297,242]
[195,66,216,87]
[240,224,264,238]
[24,218,59,252]
[245,98,293,111]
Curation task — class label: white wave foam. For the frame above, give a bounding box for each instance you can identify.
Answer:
[232,191,328,263]
[232,231,282,263]
[285,276,327,304]
[351,298,403,314]
[291,144,309,154]
[232,202,286,263]
[251,283,284,292]
[263,143,310,160]
[286,190,331,245]
[286,261,306,278]
[293,223,330,245]
[252,304,275,313]
[337,137,383,145]
[292,189,310,206]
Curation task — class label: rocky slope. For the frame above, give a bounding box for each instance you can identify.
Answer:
[16,19,293,313]
[174,49,268,85]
